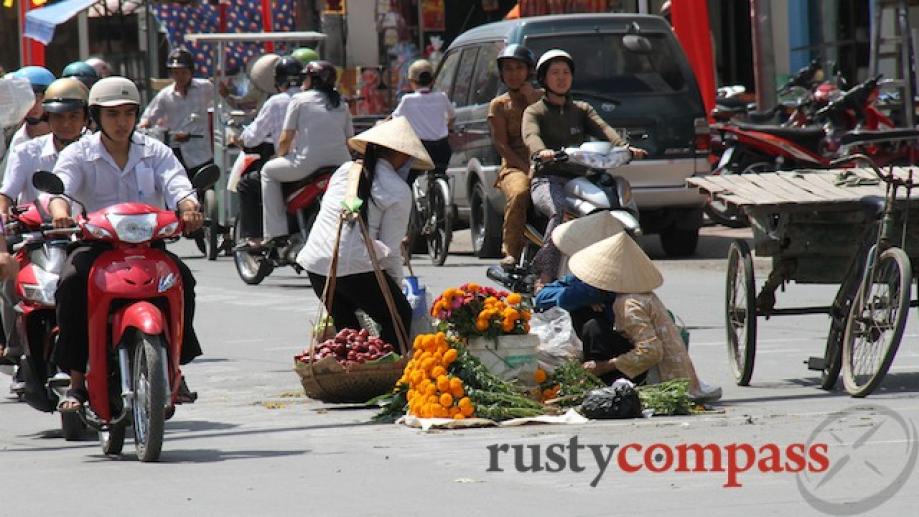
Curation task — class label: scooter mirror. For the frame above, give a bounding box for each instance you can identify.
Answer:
[191,163,220,190]
[31,170,64,195]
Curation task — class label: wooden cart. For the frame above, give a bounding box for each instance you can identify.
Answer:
[688,168,919,393]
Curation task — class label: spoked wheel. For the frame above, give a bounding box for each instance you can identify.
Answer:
[842,247,911,397]
[425,179,453,267]
[233,218,273,285]
[205,189,220,261]
[132,333,167,462]
[819,273,863,390]
[725,239,757,386]
[99,425,125,456]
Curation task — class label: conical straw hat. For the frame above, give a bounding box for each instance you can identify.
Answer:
[568,233,663,293]
[551,211,625,256]
[348,116,434,170]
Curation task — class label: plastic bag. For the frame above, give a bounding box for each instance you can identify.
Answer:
[0,77,35,129]
[530,307,582,371]
[403,276,432,342]
[581,379,643,419]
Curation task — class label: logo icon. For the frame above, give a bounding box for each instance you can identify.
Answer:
[797,405,917,514]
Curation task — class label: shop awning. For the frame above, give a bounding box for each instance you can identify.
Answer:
[24,0,99,45]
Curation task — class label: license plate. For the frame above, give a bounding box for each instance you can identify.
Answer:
[716,146,735,172]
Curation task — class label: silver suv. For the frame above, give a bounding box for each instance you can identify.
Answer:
[433,13,711,257]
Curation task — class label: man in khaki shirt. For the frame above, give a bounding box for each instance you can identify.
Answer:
[487,45,543,268]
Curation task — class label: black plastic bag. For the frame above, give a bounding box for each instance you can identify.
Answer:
[581,381,643,419]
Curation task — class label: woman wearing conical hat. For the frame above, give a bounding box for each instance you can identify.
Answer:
[297,116,434,349]
[538,232,721,402]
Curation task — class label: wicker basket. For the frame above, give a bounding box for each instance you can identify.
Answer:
[294,355,406,404]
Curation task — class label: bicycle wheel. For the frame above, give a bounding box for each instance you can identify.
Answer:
[725,239,757,386]
[819,274,862,390]
[842,247,911,397]
[426,178,453,267]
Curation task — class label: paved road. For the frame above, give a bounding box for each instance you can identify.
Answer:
[1,227,918,516]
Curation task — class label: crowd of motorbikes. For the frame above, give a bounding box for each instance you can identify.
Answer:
[707,59,919,226]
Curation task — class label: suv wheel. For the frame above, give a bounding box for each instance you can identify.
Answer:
[470,181,503,258]
[659,226,699,258]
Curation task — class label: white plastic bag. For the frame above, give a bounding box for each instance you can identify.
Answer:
[0,77,35,129]
[530,307,582,371]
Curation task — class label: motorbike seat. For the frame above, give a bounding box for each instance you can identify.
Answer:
[859,195,885,221]
[282,165,338,203]
[840,129,919,146]
[737,124,826,153]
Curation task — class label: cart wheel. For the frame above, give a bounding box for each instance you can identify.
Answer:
[819,275,862,390]
[842,247,911,397]
[725,239,757,386]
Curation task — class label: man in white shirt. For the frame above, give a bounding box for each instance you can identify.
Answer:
[391,59,455,176]
[0,78,89,365]
[48,77,204,410]
[232,56,304,246]
[139,48,214,175]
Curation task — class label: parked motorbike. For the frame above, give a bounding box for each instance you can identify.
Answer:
[706,74,919,227]
[233,165,337,285]
[3,200,83,438]
[30,166,218,461]
[711,59,826,125]
[487,143,640,294]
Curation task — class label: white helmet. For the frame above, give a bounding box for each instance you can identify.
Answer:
[88,76,140,107]
[249,53,281,93]
[535,49,575,87]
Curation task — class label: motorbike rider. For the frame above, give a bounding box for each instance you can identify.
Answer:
[233,56,304,248]
[391,59,454,180]
[47,77,204,412]
[0,78,89,366]
[7,66,55,151]
[260,60,353,244]
[486,44,542,269]
[139,48,214,178]
[61,61,100,89]
[522,49,647,288]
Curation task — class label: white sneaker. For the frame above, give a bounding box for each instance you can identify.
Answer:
[690,380,722,403]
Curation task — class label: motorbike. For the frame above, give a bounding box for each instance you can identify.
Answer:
[706,74,919,227]
[232,165,338,285]
[3,200,82,438]
[30,166,218,461]
[711,59,827,125]
[487,142,640,294]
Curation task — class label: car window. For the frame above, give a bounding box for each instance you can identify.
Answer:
[433,49,462,98]
[470,42,503,106]
[527,33,687,95]
[451,47,479,107]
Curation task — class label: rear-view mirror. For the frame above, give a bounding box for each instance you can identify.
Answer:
[191,163,220,191]
[32,171,64,195]
[622,34,653,54]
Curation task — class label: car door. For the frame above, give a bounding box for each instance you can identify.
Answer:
[461,41,504,205]
[442,46,479,204]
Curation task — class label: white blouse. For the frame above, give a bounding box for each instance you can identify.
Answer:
[297,158,411,283]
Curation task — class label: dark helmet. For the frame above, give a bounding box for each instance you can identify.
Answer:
[61,61,99,88]
[535,49,575,88]
[274,56,304,89]
[302,60,337,90]
[496,44,536,70]
[166,48,195,70]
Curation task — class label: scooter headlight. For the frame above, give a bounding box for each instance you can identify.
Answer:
[21,269,59,305]
[106,214,157,243]
[156,221,180,238]
[84,224,113,240]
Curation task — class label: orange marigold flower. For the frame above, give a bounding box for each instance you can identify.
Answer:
[475,319,489,332]
[439,393,454,407]
[460,404,475,417]
[443,348,458,364]
[534,368,548,384]
[453,413,466,420]
[458,397,473,408]
[507,293,522,305]
[436,375,450,392]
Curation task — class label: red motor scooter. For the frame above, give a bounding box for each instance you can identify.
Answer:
[31,167,217,461]
[232,163,338,285]
[3,201,84,438]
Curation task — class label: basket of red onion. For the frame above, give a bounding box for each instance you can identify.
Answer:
[294,328,405,403]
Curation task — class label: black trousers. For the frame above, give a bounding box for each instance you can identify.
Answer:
[421,137,451,175]
[52,242,201,373]
[236,144,274,239]
[569,306,645,385]
[307,271,412,353]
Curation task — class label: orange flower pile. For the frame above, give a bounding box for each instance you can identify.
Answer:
[397,332,475,419]
[432,283,531,337]
[532,367,561,402]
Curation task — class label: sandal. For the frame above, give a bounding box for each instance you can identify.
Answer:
[57,387,88,413]
[176,378,197,404]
